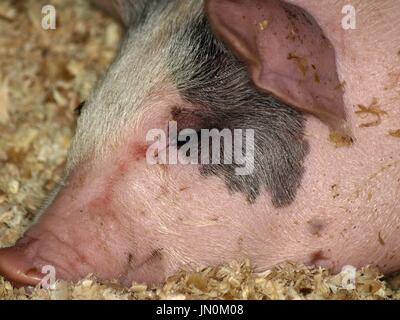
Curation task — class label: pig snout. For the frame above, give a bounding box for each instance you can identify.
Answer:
[0,156,173,287]
[0,244,43,287]
[2,0,400,287]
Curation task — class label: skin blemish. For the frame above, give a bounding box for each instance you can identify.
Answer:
[378,231,385,246]
[130,143,149,161]
[330,184,340,198]
[309,250,329,265]
[314,72,320,83]
[383,71,400,90]
[170,106,183,120]
[156,183,170,200]
[127,253,134,265]
[116,159,128,174]
[237,236,244,249]
[179,186,190,192]
[306,218,325,237]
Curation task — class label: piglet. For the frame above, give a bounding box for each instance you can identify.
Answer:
[0,0,399,287]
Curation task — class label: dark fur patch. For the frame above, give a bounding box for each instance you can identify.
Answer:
[168,13,309,207]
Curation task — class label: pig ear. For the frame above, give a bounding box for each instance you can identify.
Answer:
[205,0,347,131]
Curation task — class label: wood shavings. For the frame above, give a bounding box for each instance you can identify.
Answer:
[334,81,346,90]
[259,19,269,30]
[1,261,399,300]
[0,1,16,22]
[0,78,10,124]
[389,129,400,138]
[355,98,387,128]
[0,0,120,246]
[0,0,399,301]
[329,131,353,147]
[287,52,308,77]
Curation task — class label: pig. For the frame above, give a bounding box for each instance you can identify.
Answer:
[0,0,399,287]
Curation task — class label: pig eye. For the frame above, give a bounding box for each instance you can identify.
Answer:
[74,101,86,116]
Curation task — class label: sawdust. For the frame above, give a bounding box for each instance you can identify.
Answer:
[355,98,387,128]
[259,19,269,31]
[0,0,399,300]
[1,261,399,300]
[287,52,308,77]
[389,129,400,138]
[328,131,353,147]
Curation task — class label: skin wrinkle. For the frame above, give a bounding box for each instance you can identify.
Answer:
[28,235,87,280]
[41,229,96,274]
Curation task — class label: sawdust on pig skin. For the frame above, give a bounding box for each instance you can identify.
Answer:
[389,129,400,138]
[354,98,387,128]
[328,131,353,148]
[0,0,399,300]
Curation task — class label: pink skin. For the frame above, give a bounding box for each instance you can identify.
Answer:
[1,92,399,287]
[1,0,399,286]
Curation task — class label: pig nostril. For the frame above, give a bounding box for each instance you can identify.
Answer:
[0,247,43,287]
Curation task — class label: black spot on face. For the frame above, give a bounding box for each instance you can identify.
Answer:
[169,15,309,207]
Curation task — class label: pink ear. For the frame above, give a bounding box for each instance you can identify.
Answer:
[206,0,347,130]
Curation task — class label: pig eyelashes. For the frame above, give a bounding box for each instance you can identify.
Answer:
[74,101,86,116]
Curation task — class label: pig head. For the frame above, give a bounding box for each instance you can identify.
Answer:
[0,0,399,287]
